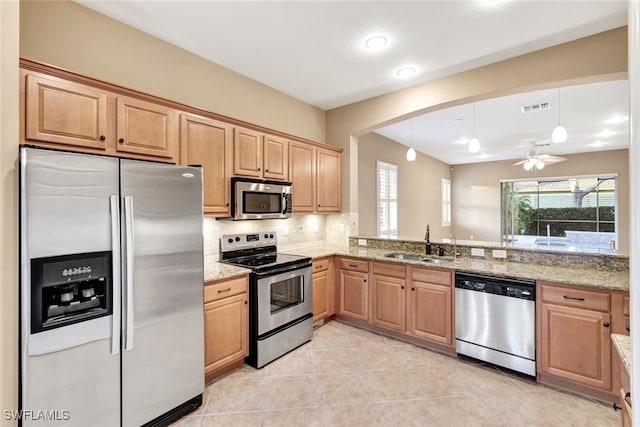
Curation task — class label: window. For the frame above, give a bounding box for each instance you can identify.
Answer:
[377,161,398,238]
[441,178,451,227]
[501,174,618,252]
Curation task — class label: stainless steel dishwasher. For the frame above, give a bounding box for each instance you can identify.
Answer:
[455,272,536,376]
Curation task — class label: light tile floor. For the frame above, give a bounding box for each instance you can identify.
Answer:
[173,321,619,426]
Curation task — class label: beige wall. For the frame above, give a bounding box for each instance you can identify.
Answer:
[1,1,19,426]
[358,132,451,241]
[19,0,326,143]
[451,149,630,253]
[327,27,628,212]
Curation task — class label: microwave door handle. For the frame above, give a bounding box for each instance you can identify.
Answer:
[282,193,288,214]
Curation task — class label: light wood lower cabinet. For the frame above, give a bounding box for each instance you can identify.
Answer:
[204,275,248,380]
[537,281,619,396]
[407,267,453,346]
[312,257,334,322]
[371,262,406,332]
[339,260,369,321]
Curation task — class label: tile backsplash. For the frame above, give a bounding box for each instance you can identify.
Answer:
[203,212,358,259]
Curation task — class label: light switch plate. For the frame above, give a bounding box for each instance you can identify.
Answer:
[358,239,367,246]
[471,248,485,257]
[492,249,507,259]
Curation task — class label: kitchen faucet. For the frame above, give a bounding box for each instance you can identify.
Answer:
[449,233,457,260]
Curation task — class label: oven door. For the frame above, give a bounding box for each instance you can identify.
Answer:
[256,264,312,336]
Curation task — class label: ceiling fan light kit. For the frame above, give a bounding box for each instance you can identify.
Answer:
[406,118,416,161]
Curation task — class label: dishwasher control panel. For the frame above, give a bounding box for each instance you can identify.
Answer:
[454,272,535,301]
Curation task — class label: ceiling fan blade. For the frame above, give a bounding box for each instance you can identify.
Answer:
[513,159,528,166]
[537,154,567,163]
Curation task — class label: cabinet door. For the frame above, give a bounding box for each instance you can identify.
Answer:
[339,270,368,321]
[204,293,248,375]
[263,135,288,180]
[25,74,108,150]
[539,303,611,390]
[313,270,329,322]
[371,274,405,331]
[316,147,341,212]
[408,280,452,345]
[233,127,263,177]
[116,96,177,160]
[180,114,232,215]
[288,141,316,212]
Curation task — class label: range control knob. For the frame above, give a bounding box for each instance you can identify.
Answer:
[227,238,233,244]
[264,234,269,239]
[269,234,274,238]
[235,236,240,242]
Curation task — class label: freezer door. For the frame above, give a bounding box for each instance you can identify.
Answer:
[120,160,204,427]
[20,148,120,427]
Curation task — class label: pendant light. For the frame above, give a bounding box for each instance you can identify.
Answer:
[406,119,416,161]
[468,104,480,153]
[552,88,568,143]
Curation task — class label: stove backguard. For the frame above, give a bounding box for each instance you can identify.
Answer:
[30,251,112,333]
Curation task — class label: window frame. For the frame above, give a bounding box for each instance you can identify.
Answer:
[376,160,398,238]
[441,178,451,227]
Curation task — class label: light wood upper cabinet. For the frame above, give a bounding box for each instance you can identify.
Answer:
[116,96,178,160]
[316,147,341,212]
[407,267,453,346]
[263,135,288,180]
[180,113,232,216]
[233,127,263,177]
[288,141,316,212]
[25,74,109,150]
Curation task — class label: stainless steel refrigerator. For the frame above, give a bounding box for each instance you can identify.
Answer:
[19,147,205,426]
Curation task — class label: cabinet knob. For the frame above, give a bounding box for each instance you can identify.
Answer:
[401,286,404,290]
[226,203,230,207]
[411,287,415,291]
[258,167,261,171]
[363,279,367,283]
[118,138,125,144]
[99,135,106,141]
[626,327,630,332]
[603,322,610,328]
[265,169,269,172]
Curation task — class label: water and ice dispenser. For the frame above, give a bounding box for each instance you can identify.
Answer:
[30,251,112,333]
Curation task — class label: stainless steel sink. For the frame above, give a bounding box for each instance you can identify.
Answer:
[384,252,453,264]
[385,252,426,261]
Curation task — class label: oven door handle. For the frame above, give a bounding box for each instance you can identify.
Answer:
[254,262,312,278]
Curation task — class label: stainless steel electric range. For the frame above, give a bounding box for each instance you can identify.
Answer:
[220,232,313,368]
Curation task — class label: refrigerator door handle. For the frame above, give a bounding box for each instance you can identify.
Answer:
[110,195,121,355]
[124,196,135,351]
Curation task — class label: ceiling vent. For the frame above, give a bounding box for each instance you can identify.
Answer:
[520,102,551,114]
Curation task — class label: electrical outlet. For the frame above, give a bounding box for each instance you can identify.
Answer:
[313,223,320,233]
[339,224,345,232]
[471,248,485,257]
[298,225,304,232]
[492,249,507,259]
[283,226,289,236]
[358,239,367,246]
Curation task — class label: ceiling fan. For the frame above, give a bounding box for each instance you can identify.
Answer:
[513,143,567,171]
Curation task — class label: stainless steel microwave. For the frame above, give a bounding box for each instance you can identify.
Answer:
[230,177,292,220]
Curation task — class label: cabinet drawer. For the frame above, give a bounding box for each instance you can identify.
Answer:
[540,283,610,312]
[313,257,330,273]
[372,261,405,279]
[411,267,452,286]
[205,275,248,303]
[340,258,369,272]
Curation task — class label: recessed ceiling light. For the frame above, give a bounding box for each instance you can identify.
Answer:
[364,35,388,51]
[604,115,628,125]
[395,66,416,78]
[595,129,615,138]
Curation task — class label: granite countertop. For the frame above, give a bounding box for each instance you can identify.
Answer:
[204,244,629,292]
[612,334,631,375]
[204,261,251,282]
[282,245,630,292]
